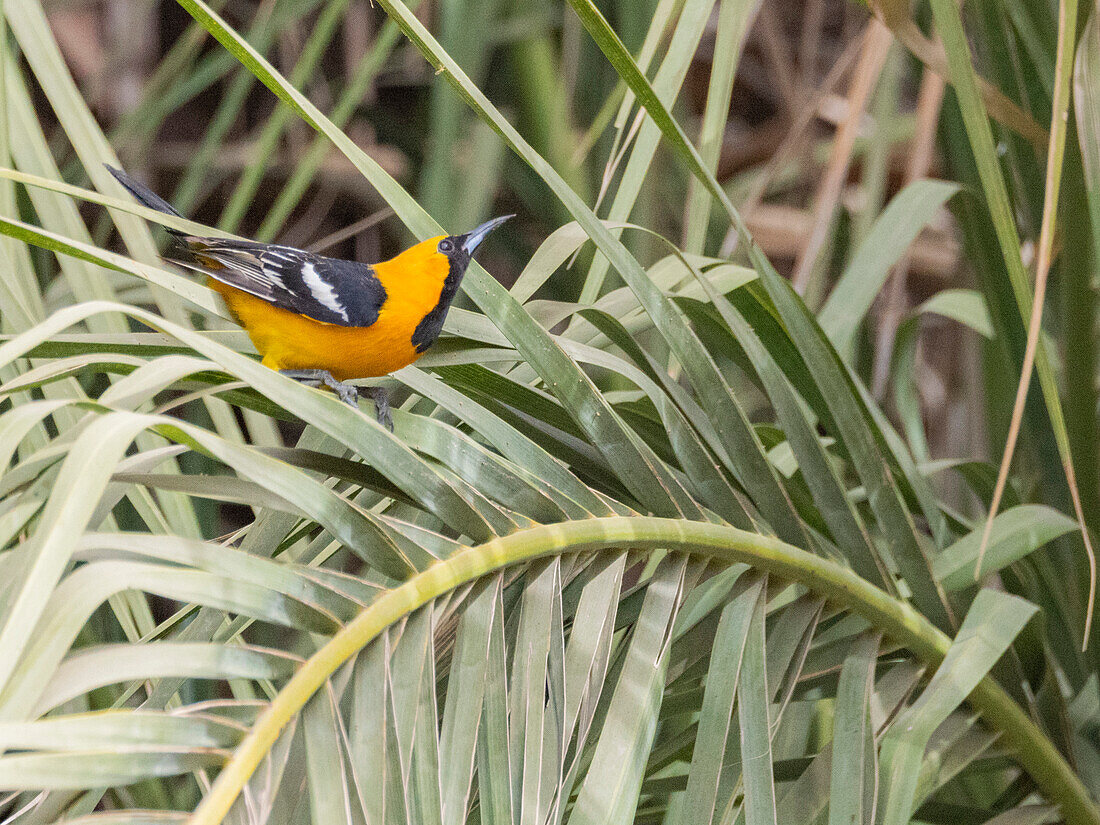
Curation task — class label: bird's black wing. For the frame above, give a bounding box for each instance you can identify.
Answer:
[105,167,385,327]
[178,239,387,328]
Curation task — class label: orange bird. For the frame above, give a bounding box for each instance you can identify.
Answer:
[108,166,509,428]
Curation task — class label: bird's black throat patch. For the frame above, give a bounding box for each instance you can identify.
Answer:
[411,249,469,353]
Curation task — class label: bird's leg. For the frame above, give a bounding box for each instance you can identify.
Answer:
[278,370,391,430]
[278,368,324,387]
[359,386,393,432]
[279,369,359,408]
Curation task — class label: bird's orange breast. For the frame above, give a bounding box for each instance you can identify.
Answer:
[212,237,452,381]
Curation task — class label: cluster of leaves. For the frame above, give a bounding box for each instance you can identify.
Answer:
[0,0,1099,824]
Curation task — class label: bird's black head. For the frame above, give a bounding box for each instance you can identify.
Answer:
[411,215,513,353]
[436,214,513,274]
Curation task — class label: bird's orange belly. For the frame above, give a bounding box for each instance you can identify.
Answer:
[212,281,423,380]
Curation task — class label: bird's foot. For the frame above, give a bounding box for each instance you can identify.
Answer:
[278,370,392,430]
[280,369,358,406]
[360,386,393,432]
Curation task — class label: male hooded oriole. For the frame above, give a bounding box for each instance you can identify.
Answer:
[107,166,510,428]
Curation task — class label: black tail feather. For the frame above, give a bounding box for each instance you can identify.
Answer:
[106,166,186,228]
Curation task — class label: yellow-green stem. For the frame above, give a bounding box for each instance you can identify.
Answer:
[188,517,1099,825]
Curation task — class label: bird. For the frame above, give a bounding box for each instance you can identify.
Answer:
[106,165,510,429]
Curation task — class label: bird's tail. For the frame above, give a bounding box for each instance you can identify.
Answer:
[106,165,186,233]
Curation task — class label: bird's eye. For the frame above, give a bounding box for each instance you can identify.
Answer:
[438,238,454,253]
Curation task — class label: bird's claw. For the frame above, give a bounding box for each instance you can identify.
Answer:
[334,383,359,408]
[361,386,393,432]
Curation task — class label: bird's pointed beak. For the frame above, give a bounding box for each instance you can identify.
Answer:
[461,214,513,256]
